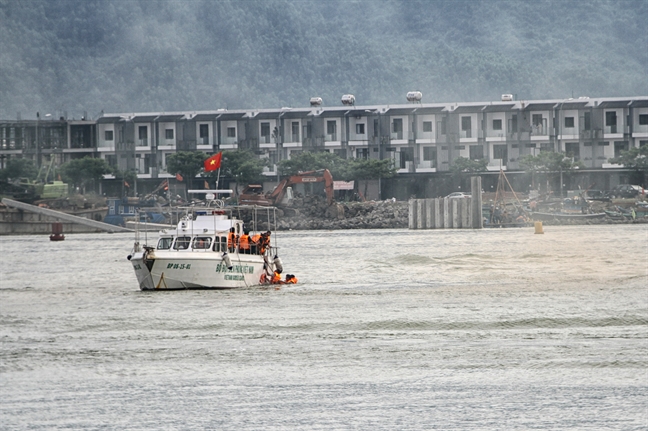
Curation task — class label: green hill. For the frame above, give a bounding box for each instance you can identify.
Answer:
[1,0,646,120]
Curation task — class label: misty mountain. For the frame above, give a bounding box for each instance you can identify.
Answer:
[1,0,646,120]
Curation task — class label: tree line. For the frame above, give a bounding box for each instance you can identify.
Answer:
[2,147,645,200]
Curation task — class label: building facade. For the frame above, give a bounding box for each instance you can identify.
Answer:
[2,96,647,198]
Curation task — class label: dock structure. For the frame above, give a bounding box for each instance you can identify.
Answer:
[1,198,133,234]
[409,176,483,230]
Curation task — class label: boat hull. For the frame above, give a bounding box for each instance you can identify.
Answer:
[130,251,267,290]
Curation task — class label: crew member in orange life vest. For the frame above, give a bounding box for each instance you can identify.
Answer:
[285,274,298,284]
[251,232,261,255]
[259,231,271,254]
[239,230,251,254]
[271,270,282,284]
[227,227,237,252]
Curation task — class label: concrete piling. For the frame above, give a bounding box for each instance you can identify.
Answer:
[408,176,483,230]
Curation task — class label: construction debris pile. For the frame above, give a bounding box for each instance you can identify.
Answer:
[275,195,408,230]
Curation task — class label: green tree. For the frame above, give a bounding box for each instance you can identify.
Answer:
[0,158,38,182]
[59,157,112,193]
[347,158,397,199]
[450,157,488,174]
[278,151,349,180]
[166,151,208,193]
[609,145,648,185]
[519,151,584,194]
[213,150,268,195]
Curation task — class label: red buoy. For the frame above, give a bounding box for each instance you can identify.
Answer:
[50,222,65,241]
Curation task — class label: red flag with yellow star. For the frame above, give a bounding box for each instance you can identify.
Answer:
[204,152,222,172]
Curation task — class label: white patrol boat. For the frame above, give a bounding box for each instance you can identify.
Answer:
[128,190,286,290]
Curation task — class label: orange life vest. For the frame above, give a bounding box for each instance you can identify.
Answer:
[227,232,237,248]
[239,234,250,250]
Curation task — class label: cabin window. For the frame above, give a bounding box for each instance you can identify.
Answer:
[192,236,212,250]
[173,236,191,250]
[213,236,227,252]
[157,237,173,250]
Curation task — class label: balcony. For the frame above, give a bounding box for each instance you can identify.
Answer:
[137,138,149,147]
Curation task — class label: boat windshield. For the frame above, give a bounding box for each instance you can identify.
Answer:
[173,236,191,250]
[192,236,212,250]
[157,237,173,250]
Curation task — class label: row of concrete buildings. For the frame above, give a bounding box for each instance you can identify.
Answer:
[1,95,647,197]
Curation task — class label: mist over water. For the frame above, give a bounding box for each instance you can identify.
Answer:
[1,225,647,429]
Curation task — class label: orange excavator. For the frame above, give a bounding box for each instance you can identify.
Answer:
[239,169,334,207]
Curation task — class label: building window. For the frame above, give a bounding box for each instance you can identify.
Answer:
[138,126,148,146]
[199,124,209,145]
[605,111,617,126]
[614,141,628,158]
[261,122,270,143]
[291,122,300,142]
[261,122,270,137]
[492,119,502,130]
[564,117,575,128]
[565,142,580,160]
[165,129,174,140]
[470,145,484,160]
[510,115,518,133]
[493,145,507,160]
[356,123,365,135]
[227,127,236,138]
[334,148,347,158]
[357,148,369,160]
[639,114,648,125]
[104,130,113,141]
[461,117,471,131]
[423,146,437,162]
[422,121,432,132]
[584,112,591,130]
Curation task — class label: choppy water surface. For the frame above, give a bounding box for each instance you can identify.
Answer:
[1,225,647,430]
